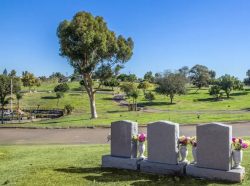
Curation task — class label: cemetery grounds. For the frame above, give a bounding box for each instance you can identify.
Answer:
[2,81,250,128]
[1,82,250,185]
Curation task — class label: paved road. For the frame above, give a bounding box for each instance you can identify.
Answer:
[0,122,250,145]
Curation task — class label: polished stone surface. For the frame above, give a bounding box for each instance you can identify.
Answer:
[196,123,232,171]
[111,120,138,158]
[147,121,179,164]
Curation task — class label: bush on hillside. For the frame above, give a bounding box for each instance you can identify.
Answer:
[64,104,74,115]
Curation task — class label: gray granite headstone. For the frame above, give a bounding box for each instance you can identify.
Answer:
[196,123,232,171]
[111,120,138,158]
[147,121,179,164]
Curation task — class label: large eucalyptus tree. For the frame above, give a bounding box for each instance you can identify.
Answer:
[57,12,134,118]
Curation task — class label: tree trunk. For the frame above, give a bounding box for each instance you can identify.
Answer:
[89,92,98,118]
[226,92,230,98]
[1,105,4,124]
[82,73,98,119]
[18,100,20,123]
[170,95,174,104]
[133,98,136,111]
[195,88,200,94]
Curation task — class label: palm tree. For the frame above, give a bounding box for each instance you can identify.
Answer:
[16,92,23,122]
[0,75,21,124]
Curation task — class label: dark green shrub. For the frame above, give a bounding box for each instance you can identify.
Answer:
[144,91,155,102]
[64,104,74,115]
[54,83,69,92]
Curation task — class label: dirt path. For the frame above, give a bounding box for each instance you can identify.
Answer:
[0,122,250,145]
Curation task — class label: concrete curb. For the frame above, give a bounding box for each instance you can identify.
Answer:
[0,120,249,129]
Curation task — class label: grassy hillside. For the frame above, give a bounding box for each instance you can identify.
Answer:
[2,81,250,127]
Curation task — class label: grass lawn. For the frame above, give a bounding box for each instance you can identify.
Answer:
[2,82,250,128]
[0,143,250,186]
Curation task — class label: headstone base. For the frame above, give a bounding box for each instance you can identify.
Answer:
[186,164,245,183]
[102,155,140,170]
[140,159,187,175]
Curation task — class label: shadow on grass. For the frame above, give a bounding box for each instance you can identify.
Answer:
[102,97,114,101]
[187,92,199,95]
[241,108,250,112]
[55,166,236,185]
[41,96,57,99]
[187,92,210,95]
[138,102,176,107]
[193,98,217,102]
[107,110,128,113]
[71,88,83,91]
[193,97,235,102]
[231,92,248,96]
[98,88,113,92]
[68,93,82,96]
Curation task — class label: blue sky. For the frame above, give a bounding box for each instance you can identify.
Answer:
[0,0,250,79]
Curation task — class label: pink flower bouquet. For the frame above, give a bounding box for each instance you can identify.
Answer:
[138,133,147,143]
[232,137,249,150]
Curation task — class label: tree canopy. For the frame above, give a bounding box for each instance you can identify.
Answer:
[120,82,139,111]
[244,69,250,86]
[218,74,243,98]
[117,73,137,82]
[21,72,40,92]
[155,71,187,104]
[94,64,113,87]
[137,81,152,93]
[54,83,70,93]
[9,70,17,77]
[143,71,154,83]
[189,64,212,91]
[103,78,119,90]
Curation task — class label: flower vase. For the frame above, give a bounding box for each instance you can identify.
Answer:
[192,146,197,164]
[138,142,146,159]
[232,150,243,169]
[179,145,188,162]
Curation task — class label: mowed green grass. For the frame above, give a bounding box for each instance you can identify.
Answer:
[137,87,250,111]
[3,81,250,127]
[0,144,250,186]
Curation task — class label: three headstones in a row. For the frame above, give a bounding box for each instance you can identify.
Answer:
[102,120,245,182]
